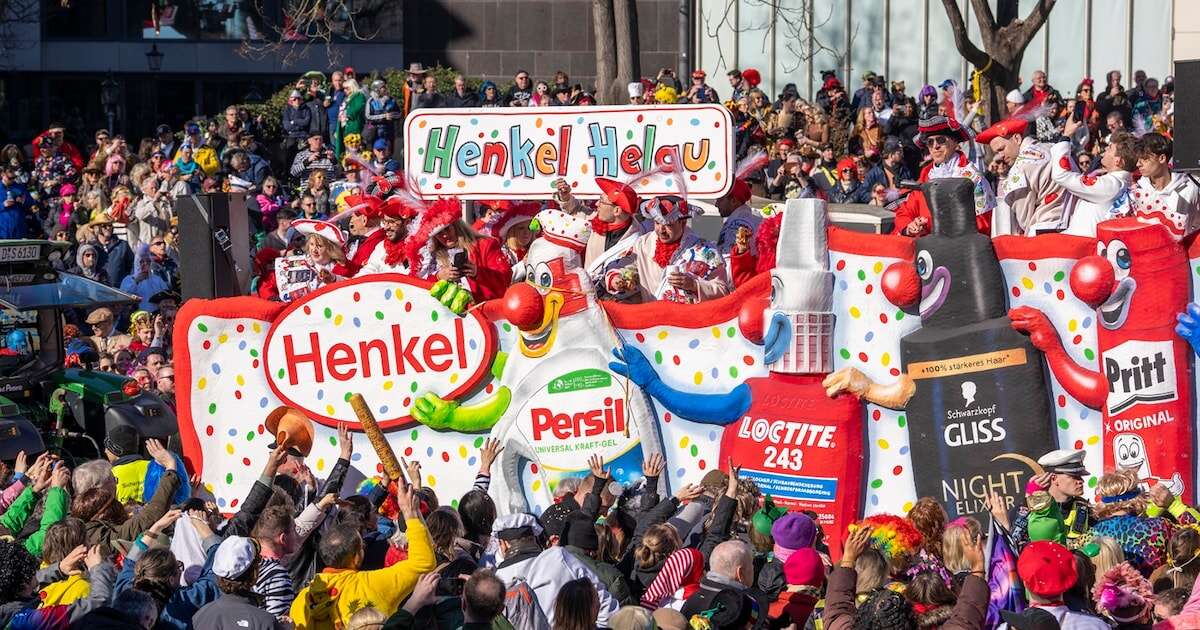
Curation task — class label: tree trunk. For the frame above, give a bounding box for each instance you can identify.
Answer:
[615,0,640,80]
[593,0,617,104]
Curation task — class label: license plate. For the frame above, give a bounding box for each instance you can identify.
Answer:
[0,245,39,263]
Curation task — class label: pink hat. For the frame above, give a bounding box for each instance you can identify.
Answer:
[291,218,346,250]
[59,183,77,196]
[783,548,824,586]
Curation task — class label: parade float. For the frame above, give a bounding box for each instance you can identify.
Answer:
[176,106,1200,553]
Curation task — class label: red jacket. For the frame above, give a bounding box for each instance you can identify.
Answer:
[31,132,83,170]
[465,237,513,301]
[891,155,991,237]
[349,228,385,270]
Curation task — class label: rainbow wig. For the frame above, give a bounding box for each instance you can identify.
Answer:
[855,514,924,566]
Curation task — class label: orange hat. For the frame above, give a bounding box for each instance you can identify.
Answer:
[1017,541,1078,598]
[691,69,706,79]
[976,117,1030,144]
[836,157,857,173]
[596,177,639,215]
[265,406,315,457]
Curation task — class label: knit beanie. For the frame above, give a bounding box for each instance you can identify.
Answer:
[771,512,816,561]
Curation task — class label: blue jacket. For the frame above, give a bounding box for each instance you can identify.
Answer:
[282,104,313,139]
[0,181,29,239]
[115,533,222,630]
[326,89,346,134]
[95,237,133,288]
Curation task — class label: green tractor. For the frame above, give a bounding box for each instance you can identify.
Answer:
[0,240,178,462]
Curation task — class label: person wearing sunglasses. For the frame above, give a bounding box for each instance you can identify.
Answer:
[892,114,995,237]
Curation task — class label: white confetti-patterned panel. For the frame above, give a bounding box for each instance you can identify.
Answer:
[995,235,1103,498]
[829,234,921,515]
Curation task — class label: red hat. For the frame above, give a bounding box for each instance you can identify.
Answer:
[342,193,384,219]
[729,179,752,205]
[914,114,972,148]
[403,197,462,272]
[485,202,539,240]
[742,68,762,88]
[691,69,706,79]
[291,219,346,250]
[595,177,639,215]
[836,157,857,173]
[379,196,418,220]
[343,66,356,77]
[975,117,1030,144]
[1018,541,1078,598]
[640,78,655,94]
[777,138,796,148]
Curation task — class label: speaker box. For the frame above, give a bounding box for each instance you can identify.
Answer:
[176,193,251,300]
[1174,60,1200,171]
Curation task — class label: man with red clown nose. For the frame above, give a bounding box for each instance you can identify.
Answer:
[604,195,728,304]
[976,115,1069,236]
[1011,218,1192,500]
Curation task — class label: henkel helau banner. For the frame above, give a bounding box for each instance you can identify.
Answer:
[403,105,735,200]
[177,202,1200,520]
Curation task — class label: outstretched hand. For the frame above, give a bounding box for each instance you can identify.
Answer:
[642,453,665,478]
[609,346,660,389]
[478,438,503,473]
[1176,303,1200,357]
[588,454,610,481]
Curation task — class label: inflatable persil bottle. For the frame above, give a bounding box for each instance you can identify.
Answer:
[486,211,663,515]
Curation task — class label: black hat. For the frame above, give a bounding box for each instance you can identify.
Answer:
[562,512,599,551]
[1000,609,1062,630]
[539,502,574,539]
[681,588,759,630]
[149,290,181,306]
[156,124,172,136]
[104,424,141,458]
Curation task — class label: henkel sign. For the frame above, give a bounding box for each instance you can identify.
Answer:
[263,275,496,429]
[403,105,735,200]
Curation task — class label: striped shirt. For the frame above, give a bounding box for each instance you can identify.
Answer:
[253,557,295,617]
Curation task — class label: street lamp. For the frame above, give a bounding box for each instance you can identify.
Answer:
[146,43,164,72]
[100,73,119,134]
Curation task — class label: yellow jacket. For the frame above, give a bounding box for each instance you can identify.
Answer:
[290,518,436,630]
[39,574,90,606]
[112,458,150,505]
[172,145,220,178]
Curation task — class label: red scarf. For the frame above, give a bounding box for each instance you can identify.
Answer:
[590,216,631,235]
[383,238,406,267]
[653,238,682,268]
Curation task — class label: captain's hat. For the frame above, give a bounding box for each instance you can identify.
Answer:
[1037,448,1089,477]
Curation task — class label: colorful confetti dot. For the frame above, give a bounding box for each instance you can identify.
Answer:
[693,371,703,385]
[197,377,207,390]
[877,439,890,449]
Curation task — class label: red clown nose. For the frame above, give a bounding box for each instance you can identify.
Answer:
[1069,255,1116,309]
[500,282,545,331]
[881,262,921,308]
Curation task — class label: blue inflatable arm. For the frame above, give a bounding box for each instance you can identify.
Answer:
[1176,303,1200,357]
[609,346,752,425]
[143,451,192,505]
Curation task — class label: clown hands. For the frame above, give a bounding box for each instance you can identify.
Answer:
[430,280,474,315]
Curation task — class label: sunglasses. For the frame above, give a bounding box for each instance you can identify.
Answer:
[159,374,175,382]
[926,136,954,147]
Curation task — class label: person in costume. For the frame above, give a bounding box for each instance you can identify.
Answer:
[976,115,1070,235]
[604,195,729,304]
[998,541,1111,629]
[1130,133,1200,241]
[355,196,418,277]
[404,197,512,306]
[1006,448,1095,549]
[714,153,769,259]
[583,178,645,271]
[293,218,355,288]
[341,193,386,271]
[480,202,539,275]
[1052,129,1138,237]
[892,114,995,237]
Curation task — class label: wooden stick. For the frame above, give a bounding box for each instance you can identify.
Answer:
[349,393,402,480]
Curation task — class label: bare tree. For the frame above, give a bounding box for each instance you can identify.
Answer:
[593,0,618,103]
[239,0,394,68]
[0,0,39,70]
[942,0,1057,125]
[612,0,640,103]
[702,0,849,80]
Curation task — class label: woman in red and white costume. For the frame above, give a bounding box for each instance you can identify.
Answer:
[292,218,356,287]
[403,197,513,301]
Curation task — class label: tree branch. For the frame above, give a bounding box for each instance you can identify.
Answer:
[940,0,989,67]
[969,0,997,34]
[1012,0,1057,49]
